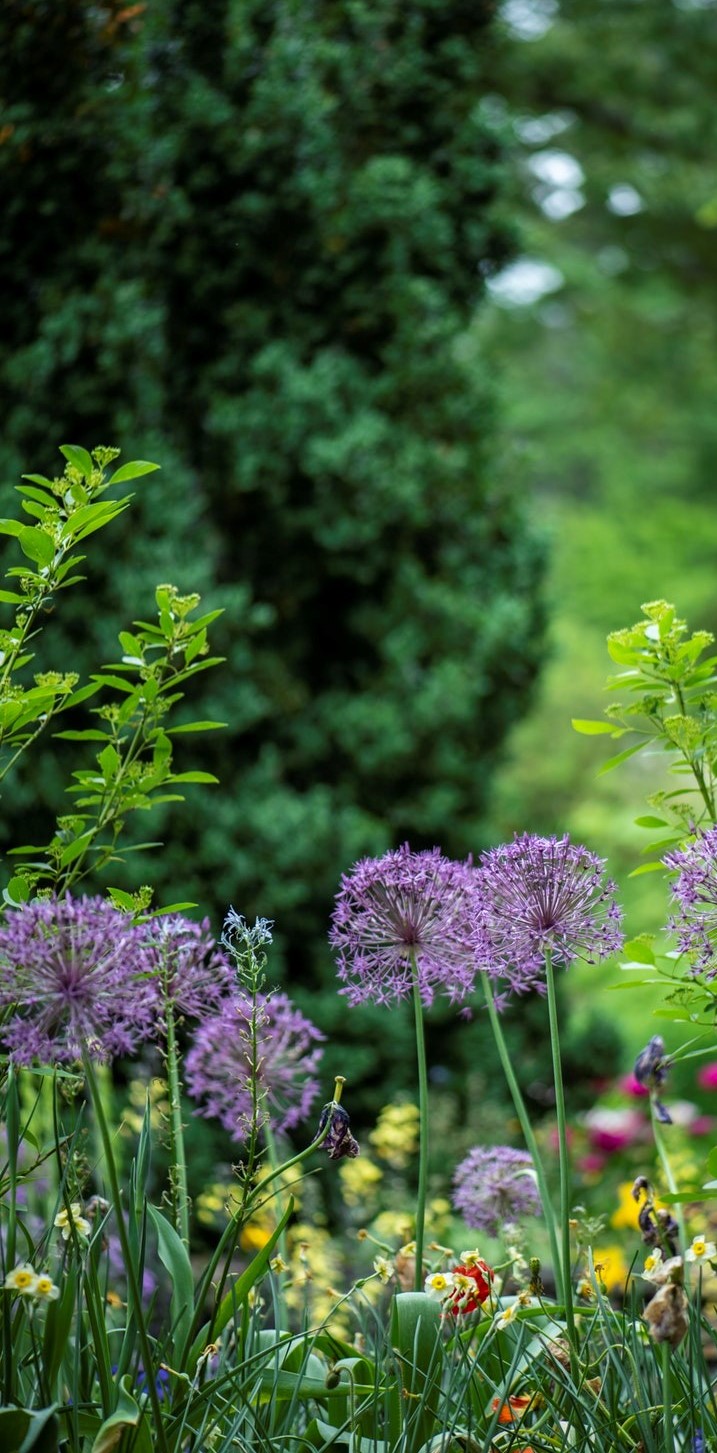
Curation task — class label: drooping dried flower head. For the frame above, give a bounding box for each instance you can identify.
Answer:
[633,1035,672,1123]
[664,829,717,978]
[643,1282,689,1348]
[473,833,623,995]
[0,895,157,1065]
[144,914,234,1021]
[330,844,476,1008]
[184,991,324,1142]
[452,1145,541,1237]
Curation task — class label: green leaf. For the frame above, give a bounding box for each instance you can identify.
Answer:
[59,445,94,477]
[106,460,160,485]
[3,875,31,907]
[571,718,620,735]
[628,861,667,877]
[634,815,669,828]
[18,527,55,568]
[42,1266,77,1396]
[147,1204,194,1357]
[597,741,647,775]
[390,1293,442,1453]
[185,1198,294,1373]
[169,771,219,784]
[0,518,26,537]
[90,1378,150,1453]
[705,1146,717,1181]
[98,743,120,780]
[167,720,228,734]
[0,1406,60,1453]
[622,938,657,964]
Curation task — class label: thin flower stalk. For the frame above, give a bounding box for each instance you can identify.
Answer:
[480,973,563,1302]
[544,948,579,1372]
[165,1000,190,1248]
[411,948,429,1292]
[82,1053,170,1453]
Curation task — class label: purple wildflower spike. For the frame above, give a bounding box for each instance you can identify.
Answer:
[664,829,717,979]
[0,895,158,1065]
[473,833,623,995]
[144,914,234,1022]
[452,1145,541,1237]
[184,991,324,1142]
[329,844,476,1008]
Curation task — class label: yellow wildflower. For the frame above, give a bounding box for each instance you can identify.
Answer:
[369,1103,419,1169]
[54,1202,91,1240]
[4,1264,38,1295]
[33,1274,60,1302]
[592,1245,630,1293]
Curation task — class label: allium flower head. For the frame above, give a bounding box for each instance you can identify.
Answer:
[474,833,623,995]
[0,895,157,1065]
[144,914,234,1021]
[664,829,717,978]
[330,844,476,1008]
[185,991,324,1142]
[452,1145,541,1238]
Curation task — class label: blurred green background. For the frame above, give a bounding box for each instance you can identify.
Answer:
[1,0,716,1134]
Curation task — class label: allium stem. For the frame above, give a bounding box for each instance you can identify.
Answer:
[411,950,429,1292]
[544,949,578,1369]
[83,1054,170,1453]
[661,1339,675,1453]
[263,1117,288,1329]
[481,973,562,1302]
[650,1097,688,1287]
[165,1001,190,1248]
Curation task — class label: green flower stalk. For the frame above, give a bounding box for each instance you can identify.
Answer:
[329,845,477,1292]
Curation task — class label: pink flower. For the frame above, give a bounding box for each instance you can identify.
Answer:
[619,1073,649,1099]
[584,1107,644,1154]
[697,1062,717,1091]
[577,1152,607,1175]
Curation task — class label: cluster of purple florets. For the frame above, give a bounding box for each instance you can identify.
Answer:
[331,834,624,1011]
[0,897,325,1144]
[664,828,717,979]
[0,830,627,1142]
[452,1145,542,1237]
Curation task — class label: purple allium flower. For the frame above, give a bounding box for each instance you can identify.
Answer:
[0,895,158,1065]
[144,915,234,1022]
[329,844,476,1008]
[664,829,717,978]
[452,1145,541,1237]
[184,991,324,1142]
[473,833,623,995]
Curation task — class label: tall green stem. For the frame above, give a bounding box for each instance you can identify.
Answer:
[165,1002,190,1248]
[263,1118,288,1329]
[661,1340,675,1453]
[411,954,429,1293]
[543,950,578,1365]
[83,1055,170,1453]
[481,973,563,1303]
[650,1098,688,1288]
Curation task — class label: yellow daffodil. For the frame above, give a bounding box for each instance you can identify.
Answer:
[3,1264,38,1295]
[54,1203,91,1241]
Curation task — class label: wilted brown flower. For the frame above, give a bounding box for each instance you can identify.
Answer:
[643,1284,689,1348]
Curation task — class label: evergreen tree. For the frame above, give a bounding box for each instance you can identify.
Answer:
[0,0,547,1103]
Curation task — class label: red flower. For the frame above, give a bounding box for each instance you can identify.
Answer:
[446,1260,494,1314]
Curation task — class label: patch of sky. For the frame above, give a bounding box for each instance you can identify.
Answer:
[486,257,565,308]
[514,112,575,146]
[607,184,645,216]
[500,0,559,40]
